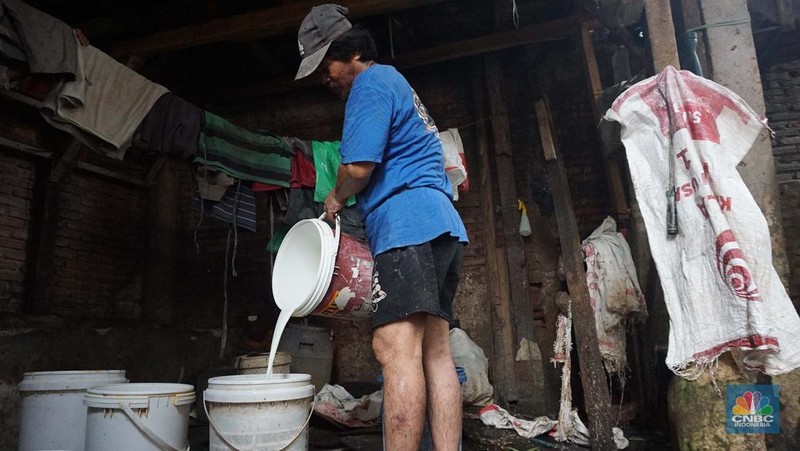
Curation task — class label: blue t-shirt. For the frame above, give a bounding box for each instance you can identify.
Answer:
[340,64,468,255]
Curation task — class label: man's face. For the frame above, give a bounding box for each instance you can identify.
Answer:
[319,56,357,100]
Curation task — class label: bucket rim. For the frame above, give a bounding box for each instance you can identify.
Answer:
[205,374,314,403]
[87,383,195,396]
[207,373,311,386]
[22,370,127,377]
[285,323,329,332]
[85,383,196,408]
[19,370,128,392]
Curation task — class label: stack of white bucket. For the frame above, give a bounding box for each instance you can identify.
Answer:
[18,370,195,451]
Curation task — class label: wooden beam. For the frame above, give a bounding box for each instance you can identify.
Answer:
[535,98,614,450]
[644,0,681,70]
[472,61,519,405]
[203,15,584,102]
[76,161,148,188]
[392,15,582,69]
[110,0,450,58]
[0,135,51,159]
[485,53,546,411]
[534,101,558,162]
[49,140,84,182]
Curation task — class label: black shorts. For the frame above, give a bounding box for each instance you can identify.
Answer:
[370,234,464,329]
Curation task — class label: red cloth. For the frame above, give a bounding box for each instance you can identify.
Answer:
[252,151,316,192]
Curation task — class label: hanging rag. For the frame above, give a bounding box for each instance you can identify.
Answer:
[313,140,355,206]
[603,66,800,378]
[0,0,77,76]
[192,181,257,232]
[136,93,202,161]
[40,36,169,160]
[582,216,647,375]
[439,128,469,200]
[194,112,292,186]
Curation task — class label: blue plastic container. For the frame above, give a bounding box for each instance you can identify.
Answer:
[378,367,466,450]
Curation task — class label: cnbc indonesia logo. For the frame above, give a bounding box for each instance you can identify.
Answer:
[731,391,774,427]
[726,385,780,434]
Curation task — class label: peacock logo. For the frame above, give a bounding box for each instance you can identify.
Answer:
[732,391,773,416]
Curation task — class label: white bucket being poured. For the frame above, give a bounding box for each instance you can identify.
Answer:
[272,214,339,317]
[17,370,128,451]
[84,383,195,451]
[204,373,315,451]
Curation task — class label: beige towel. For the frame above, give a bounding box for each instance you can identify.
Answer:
[42,36,168,159]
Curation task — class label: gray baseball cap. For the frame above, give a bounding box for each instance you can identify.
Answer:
[295,4,352,80]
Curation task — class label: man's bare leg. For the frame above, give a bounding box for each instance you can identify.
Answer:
[423,315,461,450]
[373,313,427,451]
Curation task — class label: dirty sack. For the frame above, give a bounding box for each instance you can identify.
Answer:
[450,327,494,406]
[479,404,628,449]
[603,66,800,378]
[582,216,647,374]
[313,384,382,428]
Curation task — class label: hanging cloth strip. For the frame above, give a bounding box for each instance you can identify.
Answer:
[192,181,257,232]
[193,111,292,186]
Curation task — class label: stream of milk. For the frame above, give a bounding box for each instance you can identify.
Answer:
[265,309,293,378]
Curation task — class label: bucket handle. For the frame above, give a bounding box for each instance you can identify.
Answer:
[203,396,316,451]
[318,213,341,258]
[119,403,189,451]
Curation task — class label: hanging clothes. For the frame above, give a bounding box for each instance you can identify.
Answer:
[193,112,292,186]
[192,180,257,232]
[0,0,77,76]
[40,37,169,160]
[252,148,316,192]
[313,140,355,206]
[136,93,202,161]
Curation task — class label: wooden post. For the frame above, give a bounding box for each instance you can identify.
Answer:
[472,61,519,404]
[536,98,615,450]
[484,53,546,411]
[643,0,681,70]
[143,159,178,325]
[23,159,58,314]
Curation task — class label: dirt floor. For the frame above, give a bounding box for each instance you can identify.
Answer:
[188,406,672,450]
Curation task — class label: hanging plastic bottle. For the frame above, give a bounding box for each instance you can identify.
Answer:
[517,199,532,237]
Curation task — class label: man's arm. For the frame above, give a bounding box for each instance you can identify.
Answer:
[324,161,375,220]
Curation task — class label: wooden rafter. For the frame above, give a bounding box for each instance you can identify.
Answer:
[205,15,586,102]
[111,0,450,58]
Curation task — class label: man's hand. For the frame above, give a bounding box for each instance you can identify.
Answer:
[324,190,345,221]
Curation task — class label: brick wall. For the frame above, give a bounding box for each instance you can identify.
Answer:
[763,59,800,304]
[0,153,35,314]
[51,172,147,318]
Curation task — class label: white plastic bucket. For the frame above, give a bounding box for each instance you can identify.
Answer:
[17,370,128,451]
[272,215,373,319]
[84,383,195,451]
[234,352,291,375]
[272,215,338,316]
[204,373,315,451]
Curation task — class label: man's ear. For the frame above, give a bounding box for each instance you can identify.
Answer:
[352,52,362,63]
